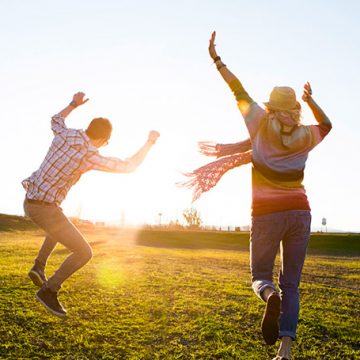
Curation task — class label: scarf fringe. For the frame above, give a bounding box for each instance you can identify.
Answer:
[178,150,252,202]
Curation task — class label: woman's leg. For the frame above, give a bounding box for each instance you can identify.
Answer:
[278,211,311,340]
[250,213,285,299]
[250,212,288,345]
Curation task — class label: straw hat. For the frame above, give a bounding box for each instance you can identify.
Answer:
[264,86,300,111]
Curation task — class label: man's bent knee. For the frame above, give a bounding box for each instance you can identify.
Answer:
[72,242,93,265]
[81,244,93,264]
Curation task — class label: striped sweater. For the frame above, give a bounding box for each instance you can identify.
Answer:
[229,79,332,216]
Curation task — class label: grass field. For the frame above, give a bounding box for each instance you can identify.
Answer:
[0,220,359,359]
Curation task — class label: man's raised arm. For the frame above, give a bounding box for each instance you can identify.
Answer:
[58,91,89,118]
[88,130,160,173]
[52,92,89,135]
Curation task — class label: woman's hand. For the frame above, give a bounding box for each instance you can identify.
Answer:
[302,82,332,127]
[198,141,220,157]
[302,82,313,102]
[208,31,219,60]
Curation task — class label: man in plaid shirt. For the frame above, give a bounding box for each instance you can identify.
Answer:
[23,91,159,317]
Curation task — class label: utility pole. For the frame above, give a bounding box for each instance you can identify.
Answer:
[321,217,327,233]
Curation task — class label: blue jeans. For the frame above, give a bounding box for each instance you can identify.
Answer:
[250,210,311,340]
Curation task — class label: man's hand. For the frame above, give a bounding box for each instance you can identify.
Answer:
[208,31,219,60]
[70,92,89,108]
[302,82,313,103]
[57,91,89,118]
[148,130,160,144]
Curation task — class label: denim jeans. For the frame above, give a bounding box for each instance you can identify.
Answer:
[250,210,311,340]
[24,199,93,291]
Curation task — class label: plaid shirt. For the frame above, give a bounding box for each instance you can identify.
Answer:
[22,114,135,205]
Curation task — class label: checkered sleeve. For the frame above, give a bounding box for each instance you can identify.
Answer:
[87,153,136,173]
[51,114,67,135]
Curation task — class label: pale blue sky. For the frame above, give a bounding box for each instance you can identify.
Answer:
[1,0,359,231]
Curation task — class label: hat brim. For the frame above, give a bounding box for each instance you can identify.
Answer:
[264,101,301,111]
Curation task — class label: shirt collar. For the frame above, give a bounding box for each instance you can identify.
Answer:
[81,130,98,152]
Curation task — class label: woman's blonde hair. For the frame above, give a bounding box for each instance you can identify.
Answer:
[266,107,302,125]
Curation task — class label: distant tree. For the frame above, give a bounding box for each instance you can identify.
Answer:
[183,208,202,229]
[168,219,184,230]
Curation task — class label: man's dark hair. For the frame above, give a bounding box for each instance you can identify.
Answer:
[85,118,112,140]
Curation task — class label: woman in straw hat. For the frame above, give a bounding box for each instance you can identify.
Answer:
[204,31,332,359]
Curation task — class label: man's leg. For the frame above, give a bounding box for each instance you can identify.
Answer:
[35,219,92,317]
[36,235,57,267]
[277,211,311,358]
[45,220,93,292]
[250,212,286,345]
[28,235,57,287]
[24,201,92,316]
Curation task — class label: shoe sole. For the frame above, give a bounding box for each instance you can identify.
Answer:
[28,270,45,288]
[35,294,67,318]
[262,293,281,345]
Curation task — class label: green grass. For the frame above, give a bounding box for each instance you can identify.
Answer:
[137,229,360,257]
[0,213,37,232]
[0,227,359,359]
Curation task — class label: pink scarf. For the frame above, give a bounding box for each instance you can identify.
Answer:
[179,139,252,202]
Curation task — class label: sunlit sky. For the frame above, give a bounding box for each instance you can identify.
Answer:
[1,0,359,231]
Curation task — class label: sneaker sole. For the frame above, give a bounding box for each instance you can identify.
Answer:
[28,270,45,288]
[35,294,67,317]
[262,293,281,345]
